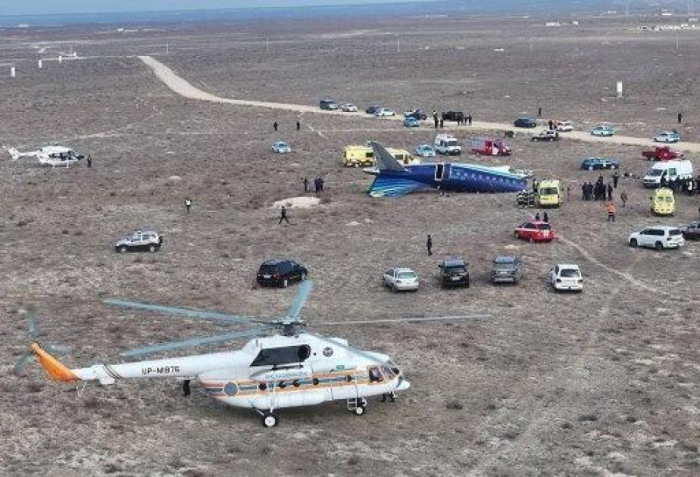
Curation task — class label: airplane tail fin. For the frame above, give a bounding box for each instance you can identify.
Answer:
[369,142,405,172]
[8,148,20,161]
[30,343,79,383]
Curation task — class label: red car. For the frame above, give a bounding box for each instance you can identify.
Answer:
[514,221,555,243]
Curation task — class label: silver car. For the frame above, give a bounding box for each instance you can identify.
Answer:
[383,268,419,292]
[491,256,522,284]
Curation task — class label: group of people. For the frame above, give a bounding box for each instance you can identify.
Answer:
[581,175,615,202]
[302,176,325,193]
[431,110,473,129]
[660,175,699,196]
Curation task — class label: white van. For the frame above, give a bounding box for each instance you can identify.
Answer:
[643,159,693,188]
[434,134,462,155]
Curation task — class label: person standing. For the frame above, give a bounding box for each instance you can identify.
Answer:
[86,155,92,168]
[467,114,473,126]
[620,190,628,207]
[302,176,309,193]
[548,119,554,130]
[183,379,191,397]
[184,197,192,214]
[319,176,325,192]
[607,182,614,201]
[273,121,279,132]
[296,121,301,131]
[612,171,620,188]
[439,118,444,129]
[543,212,549,223]
[606,201,616,222]
[535,212,540,221]
[678,112,683,124]
[279,206,290,225]
[313,176,320,193]
[426,234,433,256]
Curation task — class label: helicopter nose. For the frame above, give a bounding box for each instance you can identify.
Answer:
[396,378,411,392]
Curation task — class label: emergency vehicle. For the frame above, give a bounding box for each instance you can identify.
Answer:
[470,136,512,156]
[342,145,419,167]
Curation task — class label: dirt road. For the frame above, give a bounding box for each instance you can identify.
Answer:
[140,55,700,154]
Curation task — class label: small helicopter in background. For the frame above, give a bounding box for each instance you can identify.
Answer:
[8,145,87,168]
[20,281,488,427]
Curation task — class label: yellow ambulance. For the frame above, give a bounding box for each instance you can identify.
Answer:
[537,179,562,208]
[342,145,419,167]
[651,187,675,216]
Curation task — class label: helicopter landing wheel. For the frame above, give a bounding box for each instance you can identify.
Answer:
[261,411,280,428]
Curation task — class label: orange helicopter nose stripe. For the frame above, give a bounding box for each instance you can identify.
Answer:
[30,343,78,383]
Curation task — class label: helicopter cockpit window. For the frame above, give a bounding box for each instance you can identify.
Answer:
[381,366,396,379]
[368,366,383,383]
[251,345,311,367]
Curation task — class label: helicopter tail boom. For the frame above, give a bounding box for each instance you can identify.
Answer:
[30,343,79,382]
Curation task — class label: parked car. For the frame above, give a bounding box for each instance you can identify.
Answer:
[374,108,396,117]
[403,116,420,128]
[628,226,684,250]
[580,157,620,170]
[591,125,615,137]
[491,256,522,284]
[514,221,555,243]
[256,259,308,288]
[441,111,464,122]
[319,98,338,110]
[642,146,683,161]
[681,221,700,240]
[382,268,419,292]
[434,134,461,155]
[404,109,427,120]
[556,120,574,132]
[340,103,358,112]
[414,144,436,157]
[365,105,381,115]
[271,141,292,154]
[514,118,537,128]
[115,230,163,253]
[531,130,559,142]
[654,131,680,143]
[550,264,583,292]
[438,259,470,288]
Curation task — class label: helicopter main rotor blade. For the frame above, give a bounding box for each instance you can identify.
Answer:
[285,280,314,321]
[120,327,271,358]
[316,314,491,326]
[12,349,33,374]
[105,299,268,325]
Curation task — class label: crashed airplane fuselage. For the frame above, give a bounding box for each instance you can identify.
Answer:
[363,142,528,197]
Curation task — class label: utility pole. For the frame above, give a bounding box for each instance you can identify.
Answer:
[397,35,400,53]
[266,37,269,54]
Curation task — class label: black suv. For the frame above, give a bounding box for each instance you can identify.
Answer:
[257,259,308,288]
[438,259,470,288]
[441,111,464,122]
[365,105,381,115]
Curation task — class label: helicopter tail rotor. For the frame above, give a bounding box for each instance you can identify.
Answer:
[13,310,72,374]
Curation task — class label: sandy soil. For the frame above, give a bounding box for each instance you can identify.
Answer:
[1,14,700,477]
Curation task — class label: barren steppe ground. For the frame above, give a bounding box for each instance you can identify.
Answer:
[1,14,699,477]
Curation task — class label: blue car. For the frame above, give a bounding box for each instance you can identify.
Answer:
[414,144,436,157]
[403,116,420,128]
[514,118,537,128]
[581,157,620,171]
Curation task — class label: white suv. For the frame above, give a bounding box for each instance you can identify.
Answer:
[628,226,684,250]
[550,264,583,292]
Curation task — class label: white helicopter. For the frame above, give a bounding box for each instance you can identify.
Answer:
[8,145,87,167]
[21,281,488,427]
